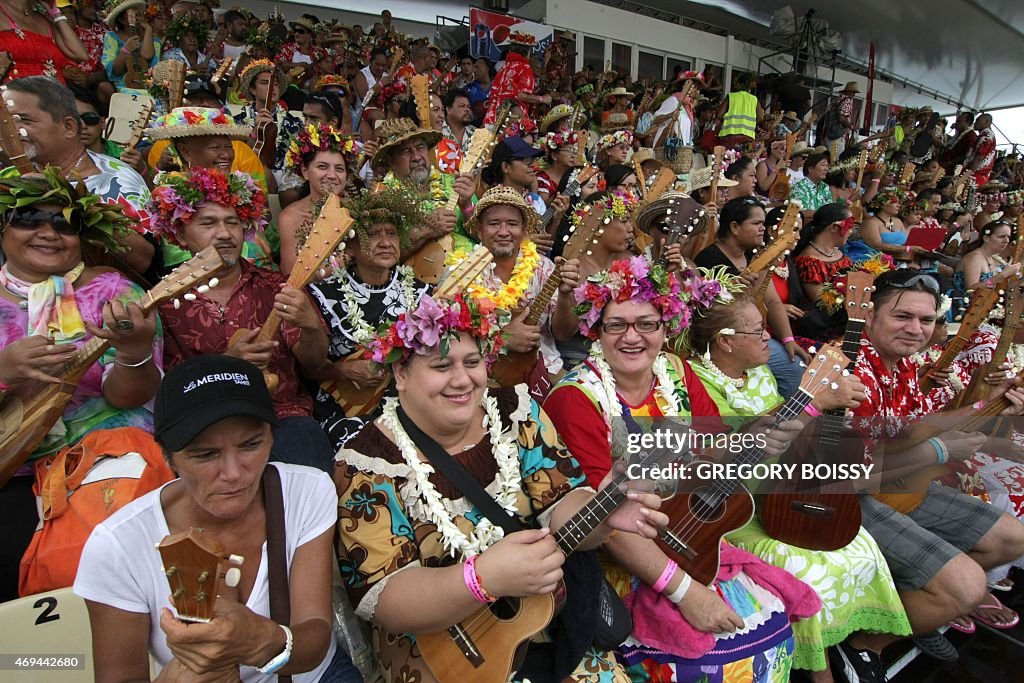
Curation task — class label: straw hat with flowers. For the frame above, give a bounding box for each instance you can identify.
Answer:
[372,118,442,166]
[145,107,250,140]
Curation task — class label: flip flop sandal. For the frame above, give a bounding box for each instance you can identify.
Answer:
[948,617,976,634]
[988,578,1014,592]
[971,594,1021,630]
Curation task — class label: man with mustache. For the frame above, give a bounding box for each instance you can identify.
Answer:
[148,168,334,472]
[848,270,1024,668]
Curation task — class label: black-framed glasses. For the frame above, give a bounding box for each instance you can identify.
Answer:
[80,112,102,126]
[732,327,767,336]
[5,208,82,235]
[885,272,940,294]
[600,319,663,334]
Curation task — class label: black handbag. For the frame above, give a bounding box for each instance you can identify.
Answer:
[395,406,633,683]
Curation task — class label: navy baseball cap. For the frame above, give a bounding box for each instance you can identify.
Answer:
[492,136,543,165]
[154,355,278,452]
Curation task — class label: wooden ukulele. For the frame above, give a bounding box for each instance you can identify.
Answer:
[694,145,725,253]
[848,149,871,223]
[896,161,916,190]
[653,80,697,150]
[0,246,229,487]
[766,133,797,202]
[956,276,1024,407]
[537,165,598,238]
[357,47,404,117]
[0,90,33,173]
[251,68,277,165]
[656,344,851,584]
[759,272,875,551]
[210,56,234,88]
[123,9,147,90]
[653,194,710,268]
[229,195,351,393]
[747,201,800,319]
[629,167,676,256]
[417,440,679,682]
[407,104,513,284]
[489,205,612,388]
[152,59,186,111]
[1012,213,1024,265]
[411,73,432,130]
[158,528,244,623]
[320,247,494,417]
[123,99,154,153]
[919,284,1003,394]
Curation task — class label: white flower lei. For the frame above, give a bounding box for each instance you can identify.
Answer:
[590,341,681,417]
[379,393,522,559]
[340,266,418,347]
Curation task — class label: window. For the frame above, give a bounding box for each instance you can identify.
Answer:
[638,51,663,83]
[874,102,889,130]
[666,57,692,81]
[612,42,631,77]
[583,35,604,72]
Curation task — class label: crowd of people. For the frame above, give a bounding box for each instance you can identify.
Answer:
[3,2,1024,683]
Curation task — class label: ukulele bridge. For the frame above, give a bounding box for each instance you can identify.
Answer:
[659,530,697,561]
[446,624,484,667]
[790,501,834,517]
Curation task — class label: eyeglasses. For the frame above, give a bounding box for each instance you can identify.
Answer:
[292,27,309,34]
[885,272,941,294]
[5,208,82,235]
[80,112,102,126]
[600,319,663,334]
[732,327,767,336]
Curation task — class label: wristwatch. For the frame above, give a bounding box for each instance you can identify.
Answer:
[257,624,293,674]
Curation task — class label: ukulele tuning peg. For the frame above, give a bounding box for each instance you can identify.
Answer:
[842,370,851,377]
[183,292,197,301]
[224,567,241,588]
[172,298,181,310]
[208,278,219,288]
[228,554,244,565]
[830,382,840,390]
[197,284,210,294]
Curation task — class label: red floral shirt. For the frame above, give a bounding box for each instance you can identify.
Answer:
[75,21,109,74]
[485,52,536,127]
[158,260,325,419]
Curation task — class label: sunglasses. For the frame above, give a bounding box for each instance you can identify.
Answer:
[5,208,82,235]
[886,272,940,294]
[292,27,309,34]
[80,112,102,126]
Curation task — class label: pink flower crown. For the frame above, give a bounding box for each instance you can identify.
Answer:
[596,129,633,151]
[572,257,729,339]
[542,130,579,153]
[147,168,268,240]
[369,293,511,368]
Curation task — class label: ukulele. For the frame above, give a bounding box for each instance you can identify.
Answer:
[321,247,495,418]
[766,134,797,202]
[357,48,404,118]
[123,9,147,90]
[632,168,692,256]
[152,59,186,111]
[957,276,1024,407]
[919,284,1004,394]
[653,194,709,268]
[210,56,234,88]
[158,528,244,623]
[228,195,352,393]
[0,246,229,487]
[416,439,680,683]
[657,344,851,584]
[758,272,875,551]
[123,99,154,153]
[537,166,598,239]
[411,74,432,130]
[251,67,277,165]
[0,90,33,173]
[897,161,916,190]
[848,149,871,223]
[747,201,800,320]
[694,145,724,253]
[489,205,612,388]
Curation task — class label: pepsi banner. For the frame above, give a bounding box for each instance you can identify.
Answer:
[470,7,553,61]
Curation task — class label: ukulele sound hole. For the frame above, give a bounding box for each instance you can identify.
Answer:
[490,597,521,620]
[689,488,726,523]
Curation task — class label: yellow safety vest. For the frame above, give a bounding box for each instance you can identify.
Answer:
[721,91,758,139]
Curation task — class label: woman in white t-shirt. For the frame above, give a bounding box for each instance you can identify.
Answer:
[74,355,360,683]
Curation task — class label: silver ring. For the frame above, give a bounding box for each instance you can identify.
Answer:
[282,303,289,312]
[115,319,135,331]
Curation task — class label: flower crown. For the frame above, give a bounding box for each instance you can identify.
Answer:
[369,293,510,368]
[542,130,578,153]
[147,168,268,240]
[150,106,236,132]
[509,31,536,47]
[285,124,358,176]
[817,253,894,314]
[238,58,278,93]
[165,13,210,47]
[1005,190,1023,208]
[871,185,911,210]
[380,82,407,103]
[341,185,425,250]
[571,190,638,230]
[719,148,741,172]
[573,257,732,339]
[0,166,133,254]
[245,23,284,55]
[315,74,349,90]
[596,129,633,152]
[575,84,594,97]
[979,191,1009,205]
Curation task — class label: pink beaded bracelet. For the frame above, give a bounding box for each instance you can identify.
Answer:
[463,555,495,604]
[653,560,679,593]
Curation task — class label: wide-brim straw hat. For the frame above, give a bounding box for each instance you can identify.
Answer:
[289,17,317,33]
[840,81,860,94]
[145,107,251,140]
[237,59,287,96]
[634,191,708,235]
[605,87,632,98]
[466,185,540,236]
[782,110,800,122]
[104,0,144,24]
[791,141,826,156]
[540,104,573,134]
[373,118,442,167]
[688,166,738,193]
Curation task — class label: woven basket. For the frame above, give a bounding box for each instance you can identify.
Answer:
[657,146,693,174]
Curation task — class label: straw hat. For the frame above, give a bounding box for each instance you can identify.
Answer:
[687,166,738,193]
[372,118,442,166]
[791,141,826,157]
[840,81,860,94]
[103,0,144,23]
[145,107,251,140]
[782,111,800,122]
[466,185,540,236]
[632,148,655,164]
[238,59,287,96]
[605,87,632,98]
[289,16,317,33]
[634,191,708,236]
[539,104,573,134]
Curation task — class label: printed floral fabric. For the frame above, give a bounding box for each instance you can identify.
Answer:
[794,255,854,285]
[484,51,536,127]
[75,21,109,74]
[101,30,157,94]
[233,104,304,172]
[158,260,322,419]
[0,27,71,82]
[788,178,833,214]
[85,151,152,234]
[0,271,163,461]
[334,387,628,682]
